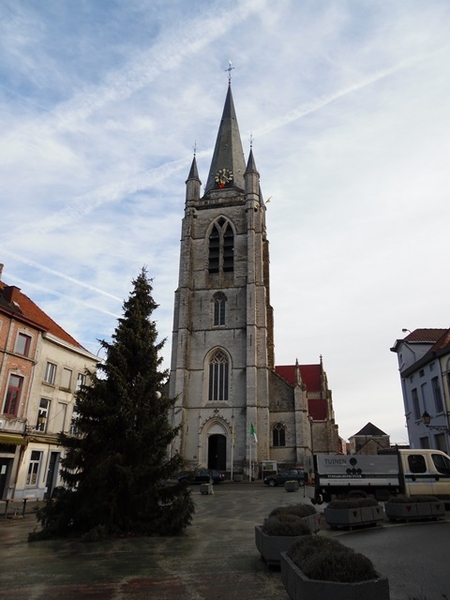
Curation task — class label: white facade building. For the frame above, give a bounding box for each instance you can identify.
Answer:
[391,328,450,453]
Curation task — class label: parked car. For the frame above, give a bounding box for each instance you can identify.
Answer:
[263,468,304,487]
[178,469,225,485]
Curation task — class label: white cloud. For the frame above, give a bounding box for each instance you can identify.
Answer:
[2,0,450,443]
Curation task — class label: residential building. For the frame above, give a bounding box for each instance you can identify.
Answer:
[0,271,97,499]
[391,328,450,453]
[348,422,390,455]
[168,84,341,478]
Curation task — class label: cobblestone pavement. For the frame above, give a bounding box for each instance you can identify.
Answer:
[1,483,449,599]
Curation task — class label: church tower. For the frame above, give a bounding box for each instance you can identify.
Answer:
[168,84,274,476]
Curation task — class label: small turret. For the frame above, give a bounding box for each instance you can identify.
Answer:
[185,155,201,205]
[245,148,260,198]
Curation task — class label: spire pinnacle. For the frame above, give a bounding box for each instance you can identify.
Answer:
[204,85,246,194]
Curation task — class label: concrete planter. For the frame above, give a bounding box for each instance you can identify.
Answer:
[302,512,321,533]
[325,505,383,529]
[284,481,299,492]
[280,552,390,600]
[386,500,444,521]
[324,507,362,528]
[361,505,384,523]
[200,484,213,495]
[255,525,303,567]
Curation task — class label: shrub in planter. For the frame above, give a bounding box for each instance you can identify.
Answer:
[268,503,320,533]
[281,535,389,600]
[255,513,312,567]
[262,513,312,537]
[269,503,317,518]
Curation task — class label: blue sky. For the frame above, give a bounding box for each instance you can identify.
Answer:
[2,0,450,444]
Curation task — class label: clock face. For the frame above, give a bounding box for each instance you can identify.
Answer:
[215,168,233,188]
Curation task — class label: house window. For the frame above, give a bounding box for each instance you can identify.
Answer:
[61,368,72,390]
[76,372,86,392]
[36,399,50,432]
[44,362,57,385]
[273,423,286,447]
[26,451,42,486]
[420,383,428,412]
[208,350,229,401]
[411,388,420,420]
[14,333,31,357]
[432,377,444,413]
[208,218,234,274]
[3,374,23,416]
[213,293,226,326]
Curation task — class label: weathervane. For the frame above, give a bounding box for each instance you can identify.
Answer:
[249,132,253,149]
[225,60,235,83]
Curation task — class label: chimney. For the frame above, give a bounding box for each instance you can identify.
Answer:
[0,263,3,280]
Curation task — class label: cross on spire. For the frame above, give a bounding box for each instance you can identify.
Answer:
[225,60,235,83]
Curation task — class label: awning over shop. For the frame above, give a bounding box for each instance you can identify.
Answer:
[0,433,27,445]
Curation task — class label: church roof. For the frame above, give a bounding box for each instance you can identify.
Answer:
[204,84,246,194]
[351,422,388,437]
[275,364,323,393]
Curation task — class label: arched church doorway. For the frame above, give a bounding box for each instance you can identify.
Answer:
[208,434,226,471]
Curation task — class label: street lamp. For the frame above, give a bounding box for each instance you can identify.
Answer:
[421,411,450,434]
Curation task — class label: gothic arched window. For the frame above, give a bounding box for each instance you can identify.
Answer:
[273,422,286,447]
[208,350,229,401]
[213,293,226,326]
[208,218,234,274]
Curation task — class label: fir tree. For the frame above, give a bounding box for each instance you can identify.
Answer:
[31,269,194,540]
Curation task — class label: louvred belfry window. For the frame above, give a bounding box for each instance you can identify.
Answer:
[208,218,234,274]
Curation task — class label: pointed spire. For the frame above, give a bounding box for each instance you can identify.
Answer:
[185,154,201,204]
[204,85,246,194]
[245,148,258,174]
[186,154,200,183]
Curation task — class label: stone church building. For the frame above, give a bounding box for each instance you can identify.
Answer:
[168,84,340,478]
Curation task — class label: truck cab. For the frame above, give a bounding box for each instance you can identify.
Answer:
[401,449,450,499]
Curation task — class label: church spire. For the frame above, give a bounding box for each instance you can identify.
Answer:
[185,154,201,204]
[204,84,246,194]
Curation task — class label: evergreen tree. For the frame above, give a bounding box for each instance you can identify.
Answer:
[31,269,194,540]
